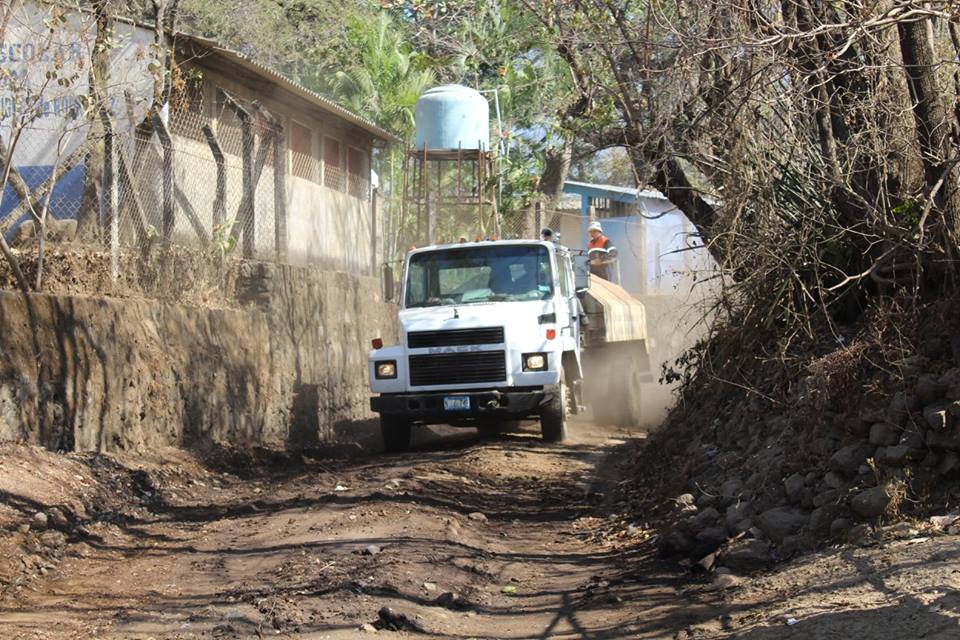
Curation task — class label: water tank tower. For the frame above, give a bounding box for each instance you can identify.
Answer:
[414,85,490,152]
[404,85,496,245]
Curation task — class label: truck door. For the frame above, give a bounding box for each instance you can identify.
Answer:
[557,251,580,348]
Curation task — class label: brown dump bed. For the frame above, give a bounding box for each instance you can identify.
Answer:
[581,276,648,345]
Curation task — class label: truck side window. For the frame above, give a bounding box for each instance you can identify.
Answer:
[559,255,573,298]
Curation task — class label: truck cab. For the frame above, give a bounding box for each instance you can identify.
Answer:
[369,240,583,451]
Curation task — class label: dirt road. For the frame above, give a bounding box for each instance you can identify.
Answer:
[0,420,719,639]
[6,420,960,639]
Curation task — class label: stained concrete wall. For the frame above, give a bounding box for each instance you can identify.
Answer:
[0,266,397,452]
[164,136,373,275]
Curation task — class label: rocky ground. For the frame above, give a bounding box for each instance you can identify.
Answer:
[634,309,960,578]
[2,417,960,639]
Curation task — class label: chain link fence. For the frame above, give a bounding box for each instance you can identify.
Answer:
[2,81,378,287]
[1,90,286,263]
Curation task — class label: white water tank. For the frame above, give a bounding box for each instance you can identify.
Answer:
[414,85,489,152]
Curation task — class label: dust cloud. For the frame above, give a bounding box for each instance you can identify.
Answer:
[582,276,717,433]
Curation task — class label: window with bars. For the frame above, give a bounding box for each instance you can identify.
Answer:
[347,146,369,200]
[323,136,343,191]
[290,121,315,181]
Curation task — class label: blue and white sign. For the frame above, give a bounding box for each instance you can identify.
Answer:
[1,0,156,228]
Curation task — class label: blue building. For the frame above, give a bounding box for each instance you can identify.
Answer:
[560,180,708,296]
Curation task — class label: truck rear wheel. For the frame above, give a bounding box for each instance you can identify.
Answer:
[380,414,412,453]
[540,371,568,443]
[619,368,644,427]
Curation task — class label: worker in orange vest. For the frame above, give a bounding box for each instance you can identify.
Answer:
[587,220,618,281]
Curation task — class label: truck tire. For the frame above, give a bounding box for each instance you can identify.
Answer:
[380,414,412,453]
[540,371,568,443]
[618,368,644,427]
[591,388,618,425]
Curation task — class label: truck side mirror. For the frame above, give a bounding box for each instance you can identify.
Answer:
[573,254,591,293]
[382,263,395,302]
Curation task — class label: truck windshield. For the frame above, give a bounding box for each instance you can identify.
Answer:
[405,245,553,308]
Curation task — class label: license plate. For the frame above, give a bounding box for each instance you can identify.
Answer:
[443,396,471,411]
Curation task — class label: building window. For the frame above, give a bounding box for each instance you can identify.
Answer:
[290,121,315,181]
[324,136,344,191]
[347,146,369,200]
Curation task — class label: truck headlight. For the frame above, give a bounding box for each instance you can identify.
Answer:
[375,360,397,379]
[522,353,547,371]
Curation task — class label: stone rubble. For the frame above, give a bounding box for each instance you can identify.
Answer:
[653,348,960,573]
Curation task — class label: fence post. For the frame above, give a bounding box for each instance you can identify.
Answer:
[371,187,379,276]
[273,133,287,262]
[220,90,255,258]
[253,102,287,263]
[100,107,119,281]
[151,111,175,241]
[116,148,150,244]
[534,201,543,237]
[202,124,227,232]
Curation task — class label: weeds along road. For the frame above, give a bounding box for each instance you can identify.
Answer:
[0,419,712,639]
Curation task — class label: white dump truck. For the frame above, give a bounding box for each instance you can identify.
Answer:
[368,239,651,451]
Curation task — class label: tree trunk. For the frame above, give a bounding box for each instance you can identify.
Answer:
[538,139,572,209]
[898,17,960,250]
[76,1,112,242]
[649,155,721,264]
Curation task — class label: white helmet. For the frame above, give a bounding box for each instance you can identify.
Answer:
[588,220,603,233]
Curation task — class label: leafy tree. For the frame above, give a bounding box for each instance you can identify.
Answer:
[329,12,434,142]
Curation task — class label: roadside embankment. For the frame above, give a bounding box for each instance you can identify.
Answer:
[0,255,397,453]
[629,296,960,571]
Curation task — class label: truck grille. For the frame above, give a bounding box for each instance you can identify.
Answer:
[407,327,504,348]
[409,351,507,387]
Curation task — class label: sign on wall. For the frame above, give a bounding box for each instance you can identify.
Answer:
[1,0,156,226]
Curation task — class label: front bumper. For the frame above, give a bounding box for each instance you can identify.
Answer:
[370,387,553,423]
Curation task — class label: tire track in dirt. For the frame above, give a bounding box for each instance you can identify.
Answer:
[0,422,720,639]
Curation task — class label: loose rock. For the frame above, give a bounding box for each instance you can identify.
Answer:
[718,539,771,572]
[887,392,920,425]
[47,507,69,529]
[661,529,693,555]
[467,512,488,522]
[376,607,426,633]
[829,442,873,475]
[923,403,952,431]
[31,512,48,531]
[433,591,472,610]
[720,479,744,501]
[823,471,845,490]
[847,523,874,546]
[850,486,891,518]
[830,517,853,539]
[755,507,808,543]
[810,504,844,535]
[783,474,805,503]
[916,374,946,405]
[938,452,960,476]
[869,423,900,447]
[882,445,913,466]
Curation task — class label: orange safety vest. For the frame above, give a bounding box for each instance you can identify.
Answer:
[588,234,610,250]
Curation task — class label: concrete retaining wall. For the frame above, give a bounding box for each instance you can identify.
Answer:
[0,265,397,452]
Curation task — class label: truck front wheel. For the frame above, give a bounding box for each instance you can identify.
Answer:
[540,371,569,443]
[380,414,412,453]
